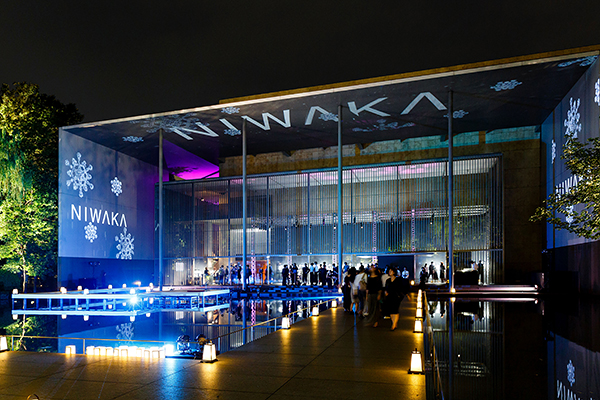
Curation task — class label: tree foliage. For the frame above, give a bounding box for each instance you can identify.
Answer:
[531,132,600,239]
[0,83,83,290]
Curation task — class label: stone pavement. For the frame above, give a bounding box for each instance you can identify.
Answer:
[0,294,425,399]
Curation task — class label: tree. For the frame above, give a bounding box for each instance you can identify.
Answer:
[531,132,600,239]
[0,83,83,291]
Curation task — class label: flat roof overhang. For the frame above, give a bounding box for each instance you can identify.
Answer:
[62,46,600,176]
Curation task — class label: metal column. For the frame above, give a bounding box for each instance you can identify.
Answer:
[337,105,343,283]
[448,91,454,291]
[242,119,247,290]
[158,128,164,291]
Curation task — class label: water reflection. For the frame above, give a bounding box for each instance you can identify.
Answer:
[425,297,600,400]
[2,298,326,356]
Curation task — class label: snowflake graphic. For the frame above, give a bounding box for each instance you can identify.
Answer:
[224,128,241,136]
[558,56,598,68]
[567,360,575,386]
[444,110,469,119]
[65,152,94,198]
[115,227,135,260]
[552,139,556,164]
[84,222,97,243]
[565,206,574,224]
[564,98,582,139]
[111,177,122,196]
[352,119,415,132]
[595,79,600,106]
[116,323,134,341]
[490,80,522,91]
[122,136,144,143]
[221,106,240,114]
[318,112,339,122]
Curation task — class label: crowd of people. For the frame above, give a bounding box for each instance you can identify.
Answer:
[341,263,411,331]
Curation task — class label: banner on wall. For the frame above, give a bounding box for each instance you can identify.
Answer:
[58,130,156,260]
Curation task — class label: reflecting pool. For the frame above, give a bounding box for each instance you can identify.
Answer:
[2,296,599,399]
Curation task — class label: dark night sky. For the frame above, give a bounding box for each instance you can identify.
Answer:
[1,1,599,123]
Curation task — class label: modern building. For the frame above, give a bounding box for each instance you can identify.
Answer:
[58,46,600,293]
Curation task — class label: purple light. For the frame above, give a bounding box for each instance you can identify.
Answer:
[162,140,219,180]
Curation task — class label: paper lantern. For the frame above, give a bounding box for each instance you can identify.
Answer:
[409,348,424,374]
[202,342,217,363]
[281,316,291,329]
[65,345,76,355]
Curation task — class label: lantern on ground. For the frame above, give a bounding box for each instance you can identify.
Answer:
[409,348,424,374]
[202,342,217,363]
[281,316,291,329]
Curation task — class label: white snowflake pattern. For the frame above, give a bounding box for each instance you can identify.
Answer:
[352,120,415,132]
[565,206,574,224]
[595,79,600,106]
[224,128,241,136]
[111,177,122,196]
[116,323,134,341]
[318,112,339,122]
[564,98,582,139]
[84,222,97,243]
[567,360,575,386]
[444,110,469,119]
[558,56,598,68]
[221,106,240,114]
[490,80,522,91]
[65,152,94,198]
[122,136,144,143]
[552,139,556,164]
[115,227,135,260]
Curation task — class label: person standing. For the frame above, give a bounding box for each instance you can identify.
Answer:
[477,260,484,284]
[383,267,405,331]
[353,266,368,317]
[302,263,309,285]
[364,267,382,327]
[282,265,289,286]
[439,262,445,283]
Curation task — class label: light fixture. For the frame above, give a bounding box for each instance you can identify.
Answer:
[417,300,422,310]
[130,316,135,322]
[413,318,423,333]
[108,284,113,290]
[61,314,67,320]
[312,306,319,317]
[60,287,67,294]
[77,285,83,291]
[108,304,113,309]
[281,316,291,329]
[164,344,175,356]
[83,315,89,321]
[136,348,143,357]
[450,287,456,294]
[331,299,338,308]
[98,347,108,356]
[134,281,141,287]
[86,346,95,355]
[129,288,135,295]
[93,347,101,356]
[410,280,415,286]
[120,347,128,357]
[12,314,17,320]
[122,284,127,288]
[65,345,76,355]
[143,349,151,358]
[409,348,424,374]
[83,288,89,295]
[202,342,217,363]
[12,289,18,295]
[146,313,151,317]
[0,336,8,352]
[416,308,423,319]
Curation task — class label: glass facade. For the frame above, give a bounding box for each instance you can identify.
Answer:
[160,155,503,285]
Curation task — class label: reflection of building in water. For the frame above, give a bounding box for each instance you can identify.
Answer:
[427,300,547,400]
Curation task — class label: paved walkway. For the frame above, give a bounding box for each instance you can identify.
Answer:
[0,294,425,399]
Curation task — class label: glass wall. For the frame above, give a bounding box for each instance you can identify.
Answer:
[160,155,503,284]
